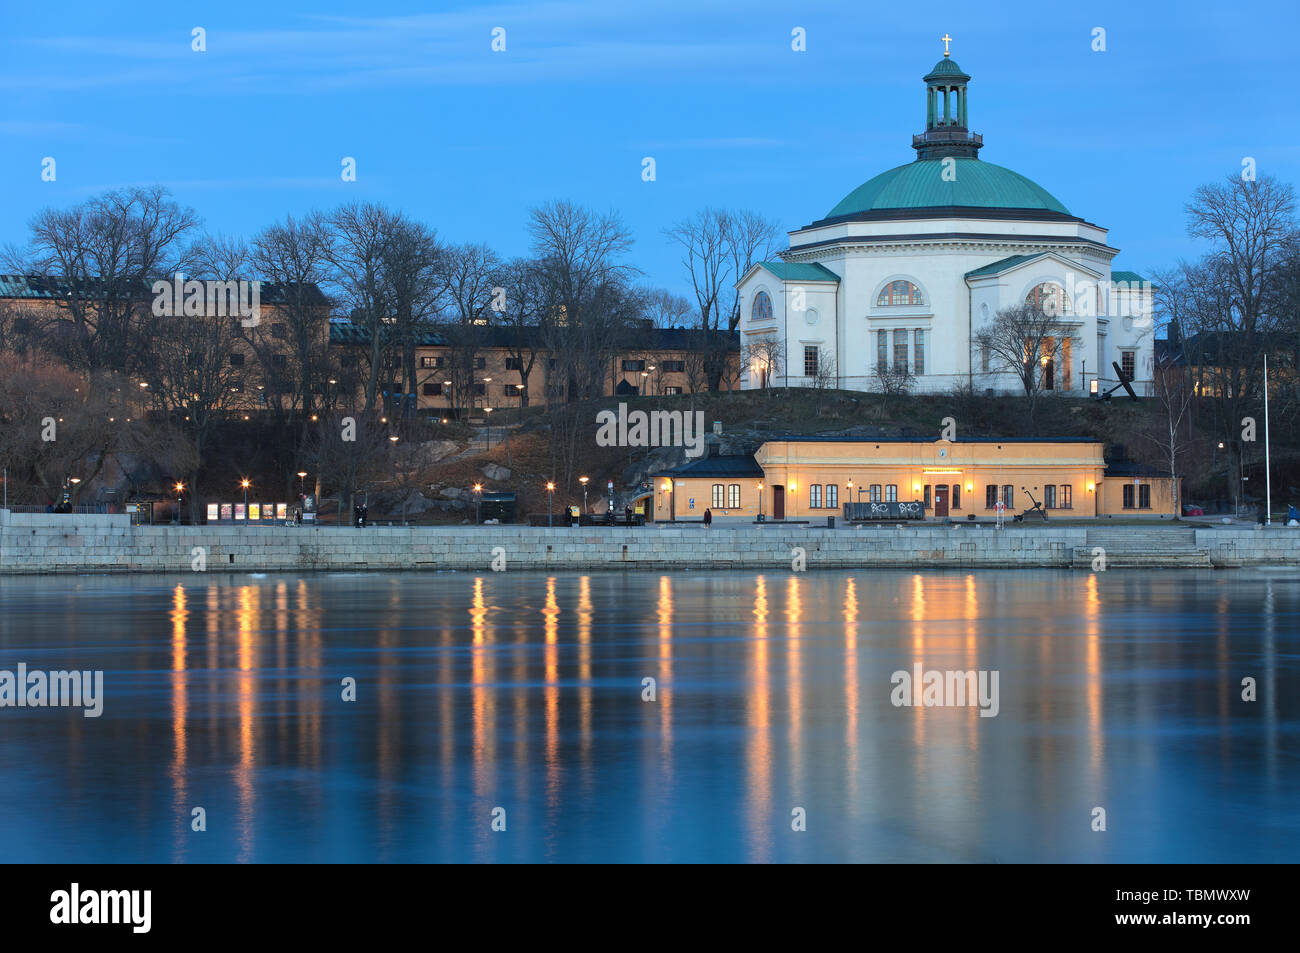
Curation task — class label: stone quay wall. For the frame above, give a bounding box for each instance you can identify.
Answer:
[3,511,1298,573]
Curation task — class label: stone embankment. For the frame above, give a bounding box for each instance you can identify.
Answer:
[3,511,1297,573]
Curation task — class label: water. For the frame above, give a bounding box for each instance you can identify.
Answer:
[0,569,1296,863]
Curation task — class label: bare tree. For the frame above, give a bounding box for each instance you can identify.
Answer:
[497,258,552,409]
[327,203,397,414]
[440,242,501,419]
[382,219,444,418]
[665,207,779,391]
[873,360,916,397]
[21,187,200,374]
[1158,175,1299,492]
[146,302,245,517]
[741,337,784,391]
[0,353,125,504]
[1145,330,1196,519]
[530,200,637,406]
[306,412,390,524]
[974,303,1080,428]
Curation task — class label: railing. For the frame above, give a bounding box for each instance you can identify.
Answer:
[844,501,925,521]
[4,503,114,514]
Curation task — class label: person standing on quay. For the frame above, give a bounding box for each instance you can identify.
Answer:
[703,508,712,528]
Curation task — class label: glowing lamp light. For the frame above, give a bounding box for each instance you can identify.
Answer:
[1087,482,1096,492]
[965,482,973,492]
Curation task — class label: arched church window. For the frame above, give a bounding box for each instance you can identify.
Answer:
[752,291,773,321]
[1026,282,1071,316]
[877,280,924,307]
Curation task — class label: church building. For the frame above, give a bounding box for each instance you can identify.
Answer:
[737,42,1155,396]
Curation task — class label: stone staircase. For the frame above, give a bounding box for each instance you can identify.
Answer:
[1073,527,1211,568]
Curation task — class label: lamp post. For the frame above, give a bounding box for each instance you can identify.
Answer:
[389,435,400,524]
[579,475,589,514]
[297,471,307,498]
[547,482,555,528]
[241,478,250,518]
[484,407,492,450]
[473,483,482,524]
[174,482,185,524]
[758,481,764,520]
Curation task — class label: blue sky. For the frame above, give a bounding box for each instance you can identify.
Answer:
[2,0,1298,300]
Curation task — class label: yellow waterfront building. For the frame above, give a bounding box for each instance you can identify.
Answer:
[651,437,1178,522]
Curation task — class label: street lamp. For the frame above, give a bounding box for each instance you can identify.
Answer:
[174,482,185,524]
[388,435,401,524]
[484,407,492,450]
[473,483,483,524]
[579,475,589,514]
[297,471,307,497]
[547,481,555,528]
[758,481,764,520]
[241,478,250,517]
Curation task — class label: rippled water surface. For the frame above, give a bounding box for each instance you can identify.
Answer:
[0,569,1296,862]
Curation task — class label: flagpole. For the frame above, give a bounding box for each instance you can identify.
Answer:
[1264,354,1272,526]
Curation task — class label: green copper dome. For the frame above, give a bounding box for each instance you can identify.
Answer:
[826,158,1071,218]
[924,57,968,80]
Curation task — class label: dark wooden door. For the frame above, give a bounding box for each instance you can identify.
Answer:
[934,485,949,518]
[773,485,785,521]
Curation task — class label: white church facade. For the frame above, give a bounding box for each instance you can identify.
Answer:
[737,46,1155,397]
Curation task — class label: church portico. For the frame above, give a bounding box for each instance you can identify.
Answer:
[737,41,1154,398]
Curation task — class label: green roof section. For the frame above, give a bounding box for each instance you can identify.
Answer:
[826,158,1070,219]
[924,57,969,81]
[1110,270,1151,286]
[964,254,1041,280]
[757,262,840,282]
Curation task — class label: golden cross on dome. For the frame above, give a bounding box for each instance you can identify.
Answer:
[941,33,953,56]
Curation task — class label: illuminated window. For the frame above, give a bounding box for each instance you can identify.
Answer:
[826,484,838,508]
[1026,282,1071,316]
[877,280,924,307]
[728,484,740,508]
[712,484,725,508]
[752,291,773,321]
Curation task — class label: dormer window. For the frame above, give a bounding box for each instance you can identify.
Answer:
[752,290,773,321]
[877,280,924,307]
